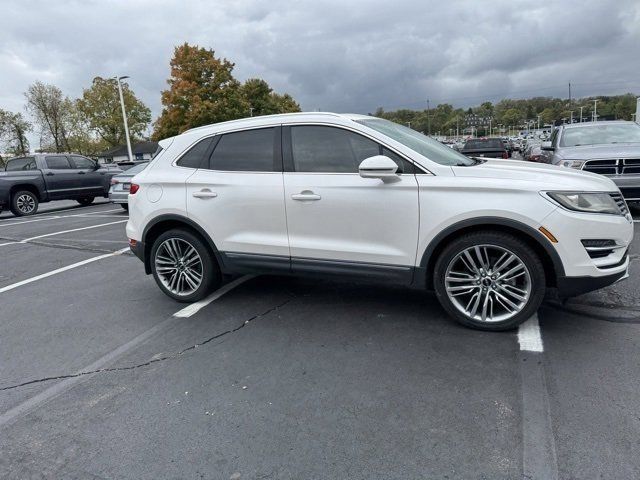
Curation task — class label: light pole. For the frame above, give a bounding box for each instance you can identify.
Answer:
[249,107,254,117]
[579,106,584,123]
[569,111,574,123]
[592,99,599,122]
[115,76,133,162]
[536,115,541,131]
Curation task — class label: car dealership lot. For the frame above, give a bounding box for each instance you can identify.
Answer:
[1,202,639,479]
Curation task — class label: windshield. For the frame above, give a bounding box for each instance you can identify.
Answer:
[560,123,640,147]
[357,118,475,166]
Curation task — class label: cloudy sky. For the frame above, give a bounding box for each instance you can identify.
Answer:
[1,0,639,128]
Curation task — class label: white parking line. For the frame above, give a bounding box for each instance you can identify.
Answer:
[518,314,544,352]
[0,208,124,227]
[0,247,129,294]
[0,220,128,247]
[173,275,255,318]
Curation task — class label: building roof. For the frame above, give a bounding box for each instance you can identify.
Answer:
[97,141,159,158]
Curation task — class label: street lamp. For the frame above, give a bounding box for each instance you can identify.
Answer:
[115,76,133,162]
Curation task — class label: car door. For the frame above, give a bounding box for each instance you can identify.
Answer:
[185,126,290,272]
[43,155,76,199]
[282,124,420,283]
[70,155,105,196]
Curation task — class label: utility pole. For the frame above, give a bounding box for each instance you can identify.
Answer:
[537,115,541,131]
[579,106,584,123]
[426,99,431,136]
[568,81,571,105]
[456,116,459,138]
[592,99,599,122]
[115,76,133,163]
[407,121,411,129]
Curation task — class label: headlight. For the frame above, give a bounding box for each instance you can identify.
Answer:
[559,159,585,169]
[546,192,621,215]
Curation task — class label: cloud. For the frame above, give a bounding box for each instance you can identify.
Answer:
[0,0,638,130]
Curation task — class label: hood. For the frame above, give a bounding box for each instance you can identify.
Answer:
[452,159,617,192]
[557,143,640,160]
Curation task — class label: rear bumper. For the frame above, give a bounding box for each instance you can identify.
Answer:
[129,239,145,263]
[556,263,629,297]
[109,191,129,204]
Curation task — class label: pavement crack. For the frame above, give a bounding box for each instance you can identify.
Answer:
[0,296,294,392]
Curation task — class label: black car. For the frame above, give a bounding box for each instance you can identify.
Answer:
[0,154,122,216]
[460,138,509,159]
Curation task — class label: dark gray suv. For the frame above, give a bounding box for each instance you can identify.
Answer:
[543,121,640,203]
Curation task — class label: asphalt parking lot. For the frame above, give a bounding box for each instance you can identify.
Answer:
[1,201,639,479]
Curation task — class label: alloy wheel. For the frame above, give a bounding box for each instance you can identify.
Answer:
[444,244,532,323]
[154,238,204,296]
[16,194,36,214]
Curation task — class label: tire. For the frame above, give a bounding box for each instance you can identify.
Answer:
[120,203,129,211]
[10,190,39,216]
[77,196,95,206]
[433,231,545,331]
[150,229,220,303]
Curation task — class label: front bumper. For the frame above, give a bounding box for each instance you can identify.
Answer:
[609,174,640,201]
[557,259,629,297]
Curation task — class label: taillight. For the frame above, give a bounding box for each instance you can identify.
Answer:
[110,178,119,185]
[129,183,140,194]
[502,151,508,159]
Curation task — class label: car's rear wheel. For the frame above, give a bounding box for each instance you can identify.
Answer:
[150,229,220,302]
[77,196,95,206]
[433,231,545,331]
[10,190,39,216]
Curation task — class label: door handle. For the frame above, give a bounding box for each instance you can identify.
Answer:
[291,191,321,201]
[45,172,54,176]
[78,171,86,174]
[192,190,218,199]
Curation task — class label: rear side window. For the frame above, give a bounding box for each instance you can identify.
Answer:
[209,128,275,172]
[6,157,36,171]
[45,156,72,169]
[176,137,216,169]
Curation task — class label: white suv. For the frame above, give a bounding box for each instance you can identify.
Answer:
[126,113,633,331]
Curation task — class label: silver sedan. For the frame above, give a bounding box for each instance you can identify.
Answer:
[108,162,149,211]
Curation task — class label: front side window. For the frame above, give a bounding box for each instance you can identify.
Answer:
[6,157,36,171]
[71,155,95,169]
[209,128,275,172]
[176,137,216,169]
[291,126,379,173]
[290,125,415,174]
[45,155,72,169]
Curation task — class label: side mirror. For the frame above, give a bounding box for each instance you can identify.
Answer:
[93,160,101,170]
[541,141,554,151]
[358,155,398,179]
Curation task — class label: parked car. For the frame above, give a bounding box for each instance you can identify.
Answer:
[109,161,150,211]
[460,138,509,158]
[0,154,121,216]
[126,113,632,331]
[544,121,640,203]
[501,138,513,157]
[524,144,545,163]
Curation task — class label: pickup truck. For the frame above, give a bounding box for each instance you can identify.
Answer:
[460,138,509,159]
[0,154,122,216]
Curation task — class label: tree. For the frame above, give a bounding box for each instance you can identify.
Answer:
[0,109,31,156]
[240,78,301,116]
[153,43,249,139]
[76,77,151,148]
[24,81,72,152]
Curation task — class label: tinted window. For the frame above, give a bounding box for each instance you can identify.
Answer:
[71,155,95,169]
[463,139,504,149]
[210,128,275,172]
[291,126,382,173]
[45,156,72,169]
[176,137,216,169]
[6,157,36,171]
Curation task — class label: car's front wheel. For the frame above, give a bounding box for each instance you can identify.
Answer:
[77,196,95,206]
[433,231,545,331]
[150,229,220,302]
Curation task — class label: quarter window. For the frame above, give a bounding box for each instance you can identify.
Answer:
[45,156,72,169]
[209,128,275,172]
[6,157,36,171]
[176,137,216,169]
